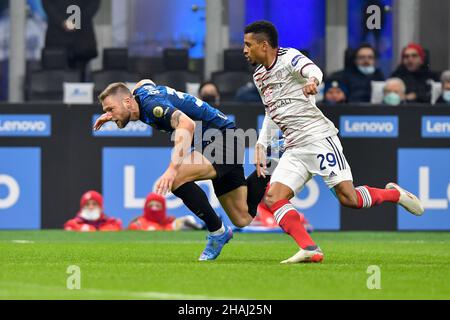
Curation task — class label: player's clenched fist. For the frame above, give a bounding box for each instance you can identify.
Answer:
[93,113,113,131]
[302,78,319,97]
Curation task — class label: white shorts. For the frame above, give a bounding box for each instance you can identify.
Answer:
[270,135,353,194]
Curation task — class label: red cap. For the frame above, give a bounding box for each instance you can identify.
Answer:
[80,190,103,209]
[402,42,425,62]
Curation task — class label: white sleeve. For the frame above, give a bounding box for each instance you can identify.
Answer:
[257,112,280,148]
[301,64,323,84]
[287,49,323,84]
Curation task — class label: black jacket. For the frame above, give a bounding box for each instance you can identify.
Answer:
[435,95,450,105]
[342,66,385,103]
[390,64,440,103]
[42,0,100,61]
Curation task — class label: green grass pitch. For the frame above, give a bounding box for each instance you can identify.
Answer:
[1,230,449,299]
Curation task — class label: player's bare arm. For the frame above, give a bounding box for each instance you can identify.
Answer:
[93,112,113,131]
[156,110,196,195]
[255,143,267,178]
[254,115,279,178]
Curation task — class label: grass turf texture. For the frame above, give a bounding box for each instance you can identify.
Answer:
[1,230,449,300]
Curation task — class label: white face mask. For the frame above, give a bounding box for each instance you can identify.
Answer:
[443,90,450,102]
[80,208,101,221]
[357,65,375,75]
[383,92,402,106]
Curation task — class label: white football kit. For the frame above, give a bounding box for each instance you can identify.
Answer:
[255,47,353,194]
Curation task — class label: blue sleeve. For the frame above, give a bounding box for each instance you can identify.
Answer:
[146,100,177,131]
[135,85,178,132]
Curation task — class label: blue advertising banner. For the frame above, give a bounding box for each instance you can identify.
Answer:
[421,116,450,138]
[340,115,398,138]
[0,148,41,229]
[398,149,450,230]
[0,115,51,137]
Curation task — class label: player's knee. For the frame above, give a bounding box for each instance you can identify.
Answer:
[232,214,252,228]
[264,191,280,209]
[230,204,253,227]
[172,176,190,191]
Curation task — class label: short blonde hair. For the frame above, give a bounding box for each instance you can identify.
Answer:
[441,70,450,84]
[98,82,132,103]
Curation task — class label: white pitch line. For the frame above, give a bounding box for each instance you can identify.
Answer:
[0,281,248,300]
[11,240,35,244]
[82,288,247,300]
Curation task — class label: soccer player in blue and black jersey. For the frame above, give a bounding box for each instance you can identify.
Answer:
[94,80,269,261]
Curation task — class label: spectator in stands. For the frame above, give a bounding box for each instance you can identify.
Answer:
[390,42,440,103]
[42,0,100,81]
[128,192,202,231]
[435,70,450,105]
[64,190,122,231]
[198,82,221,107]
[382,78,407,106]
[323,80,348,104]
[342,44,385,102]
[234,82,261,102]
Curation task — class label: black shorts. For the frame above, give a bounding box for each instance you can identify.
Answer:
[198,128,247,197]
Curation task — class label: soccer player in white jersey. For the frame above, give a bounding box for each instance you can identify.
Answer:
[243,20,424,264]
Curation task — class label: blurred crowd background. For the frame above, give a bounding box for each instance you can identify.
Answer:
[0,0,449,106]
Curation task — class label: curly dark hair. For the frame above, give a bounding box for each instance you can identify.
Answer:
[244,20,278,48]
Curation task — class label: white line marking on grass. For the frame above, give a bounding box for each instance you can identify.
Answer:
[11,240,35,244]
[83,288,247,300]
[0,281,248,300]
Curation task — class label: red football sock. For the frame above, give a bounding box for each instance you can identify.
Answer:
[270,199,316,249]
[355,185,400,208]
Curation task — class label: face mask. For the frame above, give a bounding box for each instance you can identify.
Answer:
[80,208,101,221]
[443,90,450,102]
[383,92,402,106]
[145,207,166,223]
[358,65,375,75]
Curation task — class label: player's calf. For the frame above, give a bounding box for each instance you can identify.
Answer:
[172,182,223,232]
[246,170,271,217]
[264,183,318,251]
[334,187,360,208]
[333,180,424,216]
[334,180,399,209]
[264,184,290,209]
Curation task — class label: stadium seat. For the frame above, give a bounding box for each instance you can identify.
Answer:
[208,48,254,100]
[224,48,249,71]
[163,48,189,71]
[41,47,69,70]
[91,49,140,96]
[28,70,81,101]
[103,48,128,70]
[211,71,253,101]
[153,71,202,92]
[128,56,165,79]
[26,47,81,101]
[92,70,140,97]
[430,81,442,104]
[370,80,386,104]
